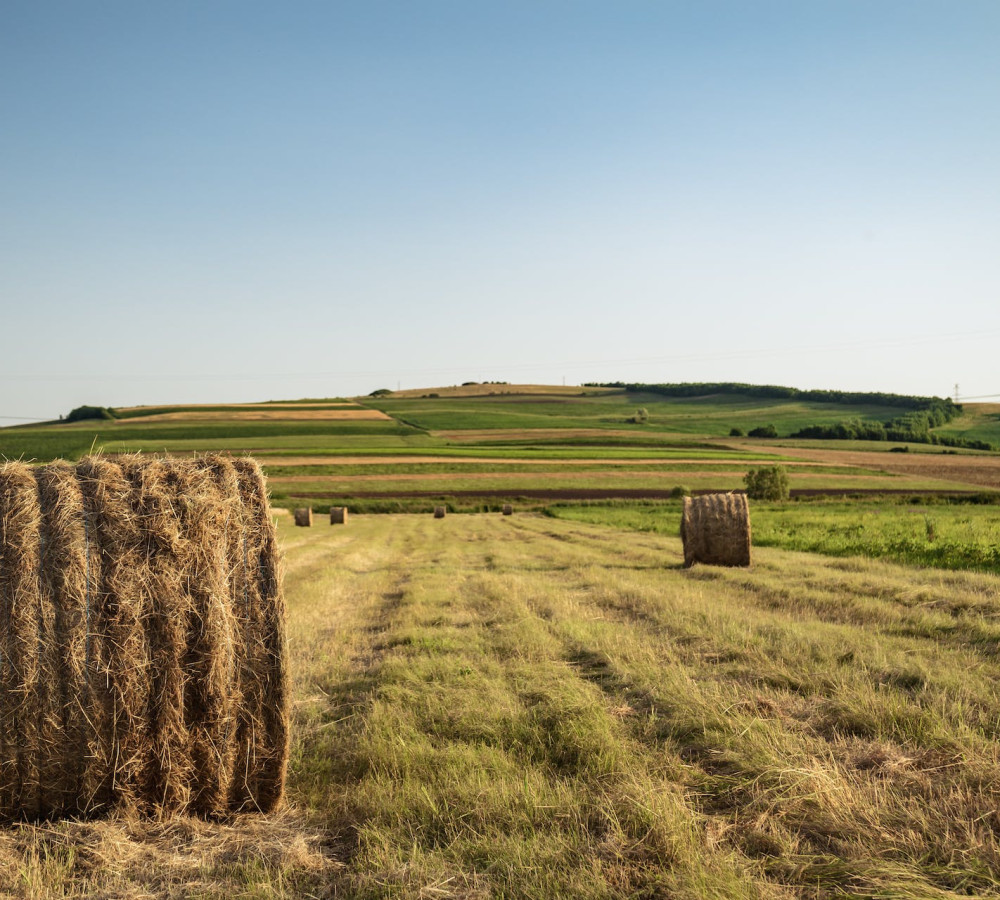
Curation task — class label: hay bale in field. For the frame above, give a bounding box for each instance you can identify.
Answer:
[502,504,513,516]
[0,455,289,822]
[681,492,751,567]
[433,506,446,518]
[293,507,313,527]
[330,506,348,525]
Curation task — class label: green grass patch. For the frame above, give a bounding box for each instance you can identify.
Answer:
[368,391,914,436]
[545,499,1000,573]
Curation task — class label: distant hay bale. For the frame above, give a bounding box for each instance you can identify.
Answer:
[433,506,446,518]
[330,506,348,525]
[681,492,751,568]
[502,504,513,516]
[0,455,289,822]
[293,507,313,527]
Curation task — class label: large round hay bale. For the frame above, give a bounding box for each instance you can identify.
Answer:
[681,492,751,567]
[502,504,513,516]
[293,507,313,527]
[433,506,446,518]
[330,506,348,525]
[0,455,289,822]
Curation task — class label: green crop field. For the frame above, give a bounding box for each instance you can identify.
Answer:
[7,514,1000,897]
[4,386,999,502]
[366,391,917,436]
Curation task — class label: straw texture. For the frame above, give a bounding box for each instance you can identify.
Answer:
[293,507,313,527]
[433,506,446,519]
[502,504,513,516]
[330,507,348,525]
[0,455,288,822]
[680,492,751,567]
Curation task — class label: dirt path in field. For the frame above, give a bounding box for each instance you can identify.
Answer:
[259,455,848,467]
[130,409,391,422]
[287,487,987,501]
[756,445,1000,490]
[271,470,879,484]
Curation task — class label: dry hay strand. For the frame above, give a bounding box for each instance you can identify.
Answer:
[502,504,513,516]
[680,492,751,567]
[0,455,287,822]
[293,507,313,527]
[0,808,343,897]
[330,506,348,525]
[230,459,289,814]
[433,506,447,518]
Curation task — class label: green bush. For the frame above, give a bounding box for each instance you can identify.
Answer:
[744,465,790,500]
[729,427,745,437]
[669,485,691,498]
[748,424,778,438]
[65,405,115,423]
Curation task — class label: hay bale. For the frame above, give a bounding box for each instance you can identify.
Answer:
[502,504,513,516]
[433,506,446,518]
[0,455,289,822]
[293,507,313,527]
[680,492,751,567]
[330,506,348,525]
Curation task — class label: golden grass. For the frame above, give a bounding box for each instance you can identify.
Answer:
[126,409,390,422]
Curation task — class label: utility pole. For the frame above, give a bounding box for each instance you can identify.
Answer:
[954,383,960,403]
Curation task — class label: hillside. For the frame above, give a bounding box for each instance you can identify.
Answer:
[1,386,998,506]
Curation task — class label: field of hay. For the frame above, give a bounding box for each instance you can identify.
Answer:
[5,513,1000,898]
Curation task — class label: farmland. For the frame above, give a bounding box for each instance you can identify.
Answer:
[3,387,999,509]
[3,385,1000,896]
[5,514,1000,897]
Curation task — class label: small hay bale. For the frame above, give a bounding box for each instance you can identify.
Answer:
[433,506,446,518]
[330,506,348,525]
[293,507,313,527]
[502,504,513,516]
[0,455,289,822]
[680,492,751,567]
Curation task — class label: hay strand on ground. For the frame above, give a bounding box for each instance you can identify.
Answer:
[330,507,348,525]
[293,507,313,527]
[0,455,287,822]
[681,492,751,567]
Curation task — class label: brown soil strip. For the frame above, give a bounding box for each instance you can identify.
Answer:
[286,488,987,501]
[271,470,876,484]
[128,409,390,422]
[256,456,845,468]
[751,445,1000,490]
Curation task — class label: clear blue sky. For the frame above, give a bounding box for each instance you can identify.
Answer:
[2,1,998,420]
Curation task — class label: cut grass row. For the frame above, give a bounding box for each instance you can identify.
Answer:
[7,514,1000,897]
[284,515,1000,897]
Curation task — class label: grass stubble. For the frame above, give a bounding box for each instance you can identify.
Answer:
[4,514,1000,897]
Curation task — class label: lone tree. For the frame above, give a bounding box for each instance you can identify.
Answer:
[744,465,790,500]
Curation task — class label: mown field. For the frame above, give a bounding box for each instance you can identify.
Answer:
[5,514,1000,898]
